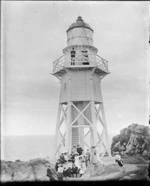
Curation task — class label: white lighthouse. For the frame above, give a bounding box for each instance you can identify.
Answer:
[52,16,111,157]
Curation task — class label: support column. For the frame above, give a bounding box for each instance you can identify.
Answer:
[100,85,111,157]
[54,104,61,158]
[90,69,98,147]
[66,71,72,154]
[66,101,72,154]
[91,101,98,146]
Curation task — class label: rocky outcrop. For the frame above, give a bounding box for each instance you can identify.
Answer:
[111,124,150,157]
[1,158,55,182]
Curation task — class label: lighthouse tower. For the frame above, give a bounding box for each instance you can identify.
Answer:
[52,16,111,157]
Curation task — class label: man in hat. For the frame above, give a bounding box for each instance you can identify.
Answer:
[77,144,83,156]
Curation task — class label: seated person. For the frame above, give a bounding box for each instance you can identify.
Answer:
[63,162,68,178]
[47,165,58,181]
[71,163,78,178]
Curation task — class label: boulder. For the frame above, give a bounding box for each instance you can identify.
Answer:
[13,165,35,181]
[142,150,149,157]
[122,176,131,180]
[129,173,137,179]
[1,158,56,182]
[111,124,150,157]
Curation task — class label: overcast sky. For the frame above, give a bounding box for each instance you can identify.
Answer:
[2,1,149,137]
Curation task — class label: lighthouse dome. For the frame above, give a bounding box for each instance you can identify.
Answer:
[66,16,93,47]
[67,16,93,32]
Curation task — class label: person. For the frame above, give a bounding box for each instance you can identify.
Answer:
[57,164,64,180]
[90,146,98,169]
[63,162,68,179]
[77,144,83,156]
[64,152,68,162]
[85,149,91,166]
[59,153,65,164]
[79,160,86,177]
[47,165,58,181]
[71,48,76,65]
[67,160,73,177]
[57,164,64,174]
[55,159,60,171]
[115,152,124,167]
[71,163,78,178]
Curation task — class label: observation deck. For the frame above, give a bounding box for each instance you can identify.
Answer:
[52,53,110,78]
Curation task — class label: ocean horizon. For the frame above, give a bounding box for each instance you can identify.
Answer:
[1,133,114,162]
[1,135,55,162]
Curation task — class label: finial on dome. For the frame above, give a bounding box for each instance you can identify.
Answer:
[76,16,83,22]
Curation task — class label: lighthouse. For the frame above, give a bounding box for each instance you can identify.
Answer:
[52,16,111,157]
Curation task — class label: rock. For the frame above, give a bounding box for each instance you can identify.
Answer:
[1,167,13,182]
[32,164,48,181]
[142,150,149,157]
[1,158,56,182]
[111,124,150,157]
[129,173,137,179]
[83,160,122,178]
[123,176,131,180]
[13,165,35,181]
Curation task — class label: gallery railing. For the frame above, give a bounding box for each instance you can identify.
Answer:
[52,53,109,74]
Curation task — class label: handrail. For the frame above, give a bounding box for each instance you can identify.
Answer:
[52,53,109,74]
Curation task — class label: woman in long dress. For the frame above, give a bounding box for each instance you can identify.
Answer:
[90,146,98,169]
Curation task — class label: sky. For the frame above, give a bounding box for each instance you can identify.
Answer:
[2,1,149,137]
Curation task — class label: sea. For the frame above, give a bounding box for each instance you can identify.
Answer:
[1,135,55,161]
[1,134,114,162]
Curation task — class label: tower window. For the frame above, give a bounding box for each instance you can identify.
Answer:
[82,50,89,65]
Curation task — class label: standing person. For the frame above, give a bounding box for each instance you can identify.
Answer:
[85,149,91,166]
[64,152,68,162]
[90,146,98,169]
[79,160,86,177]
[74,154,81,177]
[77,144,83,156]
[59,153,65,164]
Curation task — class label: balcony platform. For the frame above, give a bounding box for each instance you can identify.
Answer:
[52,54,110,78]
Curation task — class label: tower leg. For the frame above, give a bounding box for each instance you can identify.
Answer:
[100,102,111,157]
[66,101,72,155]
[91,101,98,147]
[54,104,61,158]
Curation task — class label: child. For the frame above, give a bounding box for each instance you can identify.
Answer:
[57,164,64,180]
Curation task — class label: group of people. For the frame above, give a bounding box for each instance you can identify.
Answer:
[47,145,125,181]
[54,144,92,179]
